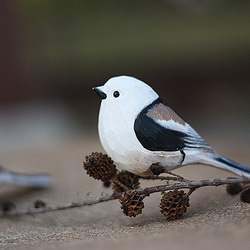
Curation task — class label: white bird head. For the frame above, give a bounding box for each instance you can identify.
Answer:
[93,76,159,117]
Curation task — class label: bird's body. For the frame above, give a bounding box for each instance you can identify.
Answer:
[93,76,250,177]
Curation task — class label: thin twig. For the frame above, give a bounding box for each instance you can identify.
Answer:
[0,193,117,216]
[1,176,249,217]
[136,176,250,196]
[163,169,188,181]
[111,176,129,191]
[141,176,183,182]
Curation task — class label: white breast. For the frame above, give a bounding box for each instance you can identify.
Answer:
[98,103,183,176]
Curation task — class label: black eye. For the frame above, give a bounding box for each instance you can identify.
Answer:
[113,91,120,98]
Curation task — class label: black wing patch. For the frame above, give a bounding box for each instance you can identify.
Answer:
[134,98,186,151]
[134,98,212,152]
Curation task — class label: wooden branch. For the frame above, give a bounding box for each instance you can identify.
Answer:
[1,176,249,217]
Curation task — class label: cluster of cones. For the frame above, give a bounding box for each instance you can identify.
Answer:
[83,152,191,220]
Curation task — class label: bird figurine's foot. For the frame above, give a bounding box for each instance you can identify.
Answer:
[150,163,187,182]
[163,169,186,181]
[150,163,166,175]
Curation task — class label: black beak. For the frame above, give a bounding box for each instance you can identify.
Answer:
[92,87,107,99]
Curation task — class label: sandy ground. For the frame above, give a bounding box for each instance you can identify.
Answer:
[0,134,249,249]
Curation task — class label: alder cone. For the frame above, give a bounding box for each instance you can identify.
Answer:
[240,188,250,203]
[160,190,190,220]
[119,190,144,217]
[83,152,117,181]
[34,200,46,208]
[226,183,243,195]
[2,201,16,212]
[112,171,140,192]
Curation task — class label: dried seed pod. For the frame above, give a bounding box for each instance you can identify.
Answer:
[119,190,144,217]
[34,200,46,208]
[2,201,16,212]
[160,190,190,220]
[240,188,250,203]
[226,183,244,195]
[103,180,111,188]
[112,171,140,192]
[83,152,117,181]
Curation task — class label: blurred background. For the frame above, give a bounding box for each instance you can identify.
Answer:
[0,2,249,244]
[0,0,249,153]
